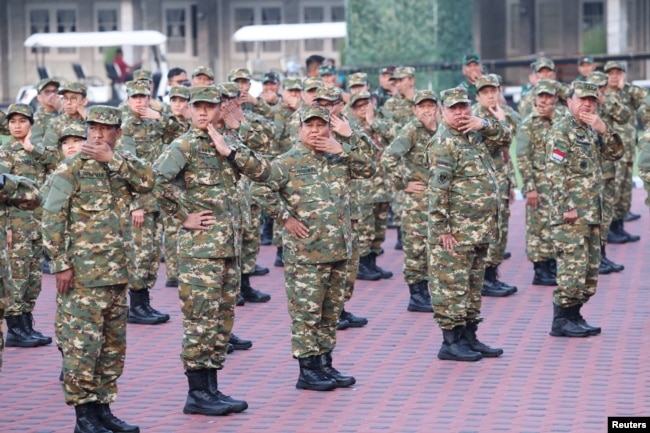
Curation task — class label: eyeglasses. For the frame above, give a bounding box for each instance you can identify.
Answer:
[63,97,81,103]
[41,89,58,95]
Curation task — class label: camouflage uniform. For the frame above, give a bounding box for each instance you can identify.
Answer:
[518,59,570,118]
[546,83,623,310]
[638,129,650,202]
[0,174,42,371]
[0,111,8,136]
[42,106,154,406]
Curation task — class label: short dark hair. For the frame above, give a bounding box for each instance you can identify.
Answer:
[168,67,186,80]
[306,55,325,70]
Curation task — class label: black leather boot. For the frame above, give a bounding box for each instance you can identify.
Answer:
[226,343,234,354]
[274,246,284,267]
[5,315,41,347]
[407,281,433,312]
[241,274,271,302]
[481,267,514,297]
[340,308,368,328]
[549,304,590,337]
[22,312,52,345]
[183,369,234,416]
[598,256,613,274]
[462,322,503,357]
[618,220,640,242]
[128,289,167,325]
[296,356,337,391]
[95,403,140,432]
[229,333,252,350]
[336,318,350,330]
[206,368,248,413]
[74,403,113,433]
[532,262,557,286]
[236,294,245,306]
[624,211,641,222]
[251,264,269,276]
[319,352,356,387]
[260,216,273,245]
[493,265,517,293]
[601,245,623,272]
[394,227,403,250]
[570,304,601,335]
[356,255,382,281]
[368,251,393,279]
[606,221,628,244]
[546,258,557,278]
[437,327,482,362]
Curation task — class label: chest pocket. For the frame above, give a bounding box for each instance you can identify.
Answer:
[133,135,158,159]
[568,142,593,175]
[78,176,112,212]
[457,150,487,179]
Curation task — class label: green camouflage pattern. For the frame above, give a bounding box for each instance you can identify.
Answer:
[0,111,9,136]
[191,85,220,104]
[169,86,191,100]
[638,129,650,206]
[302,77,323,91]
[133,69,153,82]
[58,82,87,97]
[7,103,34,120]
[318,64,336,76]
[192,66,214,79]
[36,78,60,93]
[519,81,570,118]
[38,113,87,166]
[228,68,252,81]
[126,80,150,96]
[380,93,416,126]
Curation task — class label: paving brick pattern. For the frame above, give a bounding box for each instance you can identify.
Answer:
[1,191,649,433]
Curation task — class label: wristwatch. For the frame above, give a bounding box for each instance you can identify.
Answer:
[481,119,489,130]
[226,148,237,161]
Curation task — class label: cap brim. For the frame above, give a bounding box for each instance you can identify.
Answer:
[443,99,471,107]
[301,114,329,123]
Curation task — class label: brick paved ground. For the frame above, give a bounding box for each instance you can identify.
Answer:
[1,190,649,433]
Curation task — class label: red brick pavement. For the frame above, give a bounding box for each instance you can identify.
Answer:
[1,191,650,433]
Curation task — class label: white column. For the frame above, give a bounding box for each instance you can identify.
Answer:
[121,0,135,62]
[607,0,627,54]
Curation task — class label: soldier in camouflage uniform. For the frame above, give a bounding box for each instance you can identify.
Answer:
[33,78,62,131]
[42,105,149,433]
[0,174,41,372]
[0,110,8,136]
[546,81,623,338]
[371,66,396,108]
[516,79,564,286]
[153,86,272,415]
[382,90,438,313]
[1,104,57,348]
[458,54,483,102]
[250,105,375,391]
[604,60,647,240]
[574,56,596,83]
[427,87,509,362]
[518,58,570,118]
[118,69,169,115]
[472,75,518,297]
[638,129,650,207]
[229,68,272,118]
[191,66,215,87]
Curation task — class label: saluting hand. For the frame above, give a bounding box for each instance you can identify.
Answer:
[284,216,309,239]
[207,124,232,156]
[330,115,353,138]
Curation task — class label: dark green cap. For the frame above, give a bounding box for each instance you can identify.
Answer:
[348,72,368,88]
[390,66,415,80]
[535,58,555,72]
[315,86,342,102]
[228,68,252,82]
[475,74,500,91]
[462,54,481,65]
[578,56,594,65]
[59,82,87,97]
[218,82,241,98]
[349,91,371,107]
[169,86,191,100]
[190,86,220,104]
[263,71,281,83]
[36,78,60,93]
[318,64,336,76]
[440,87,471,107]
[133,69,153,82]
[571,81,599,99]
[604,60,626,72]
[59,123,87,142]
[192,66,214,79]
[586,71,608,87]
[303,77,323,91]
[535,79,558,96]
[7,103,34,120]
[126,80,150,97]
[282,78,303,90]
[413,90,438,105]
[86,105,121,126]
[300,106,330,123]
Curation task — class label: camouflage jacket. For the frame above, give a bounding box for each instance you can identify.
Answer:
[427,120,511,246]
[637,129,650,206]
[380,93,416,127]
[604,83,648,152]
[371,86,392,108]
[251,141,375,264]
[37,113,86,168]
[0,111,8,136]
[546,112,623,226]
[348,116,391,203]
[41,151,154,287]
[242,100,272,119]
[597,93,632,179]
[33,107,61,132]
[519,82,570,117]
[458,80,478,102]
[269,103,300,158]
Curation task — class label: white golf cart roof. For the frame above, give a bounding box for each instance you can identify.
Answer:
[232,22,346,42]
[24,30,167,48]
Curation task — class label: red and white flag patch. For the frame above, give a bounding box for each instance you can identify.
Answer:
[551,148,565,162]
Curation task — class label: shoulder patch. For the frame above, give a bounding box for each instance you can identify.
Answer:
[551,148,565,163]
[43,175,74,213]
[432,167,452,189]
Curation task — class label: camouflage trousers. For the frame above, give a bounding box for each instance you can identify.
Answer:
[358,202,390,256]
[6,227,42,315]
[391,190,405,226]
[56,284,128,406]
[162,212,180,281]
[525,193,555,262]
[179,257,239,370]
[401,192,428,284]
[486,199,510,267]
[284,259,347,359]
[241,203,262,274]
[344,220,360,303]
[552,224,600,308]
[428,244,486,330]
[600,178,616,245]
[0,306,3,372]
[613,159,634,220]
[130,211,163,291]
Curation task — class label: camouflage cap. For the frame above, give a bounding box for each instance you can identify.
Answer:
[571,81,599,99]
[36,78,60,93]
[314,86,342,102]
[303,77,324,91]
[133,69,153,82]
[535,79,558,96]
[318,64,336,76]
[126,80,150,97]
[58,82,87,97]
[604,60,626,72]
[263,71,281,83]
[86,105,121,126]
[228,68,252,82]
[190,86,220,104]
[535,58,555,72]
[6,103,34,120]
[578,55,594,65]
[462,54,481,65]
[379,65,396,75]
[192,66,215,79]
[300,106,330,123]
[390,66,415,80]
[440,87,471,107]
[59,123,87,142]
[413,90,438,105]
[348,72,368,88]
[349,91,371,107]
[169,86,191,100]
[475,74,500,91]
[218,82,241,98]
[282,77,303,90]
[586,71,608,87]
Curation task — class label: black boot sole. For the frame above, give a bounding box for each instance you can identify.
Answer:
[532,279,557,286]
[407,304,433,313]
[437,351,482,362]
[549,330,590,337]
[295,381,337,391]
[183,404,233,416]
[5,339,41,348]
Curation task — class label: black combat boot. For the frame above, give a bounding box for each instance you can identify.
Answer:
[503,251,511,260]
[532,262,557,286]
[437,327,482,362]
[481,267,514,297]
[569,304,601,336]
[260,216,273,245]
[546,258,557,278]
[549,304,590,337]
[22,311,52,345]
[128,289,167,325]
[236,294,245,306]
[5,315,41,347]
[74,403,113,433]
[618,219,640,242]
[407,281,433,312]
[274,246,284,267]
[624,211,641,222]
[319,352,356,387]
[229,333,252,350]
[356,256,382,281]
[606,221,628,244]
[462,322,503,357]
[206,368,248,413]
[492,265,517,293]
[183,369,234,416]
[601,245,623,272]
[296,356,337,391]
[336,318,350,330]
[240,273,270,302]
[251,264,269,276]
[367,251,393,279]
[95,403,140,432]
[165,279,179,287]
[394,227,403,250]
[598,257,613,274]
[340,308,368,328]
[226,343,234,354]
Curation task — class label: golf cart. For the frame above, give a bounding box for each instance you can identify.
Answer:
[16,30,168,108]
